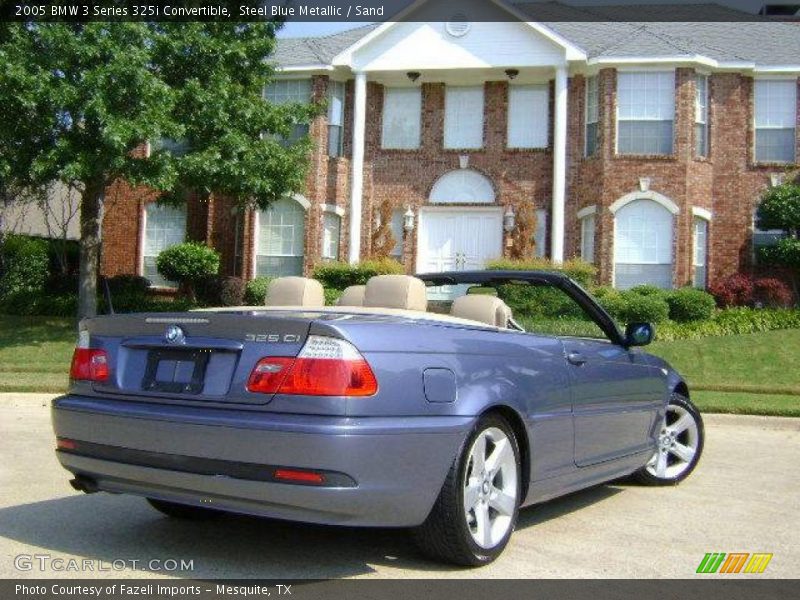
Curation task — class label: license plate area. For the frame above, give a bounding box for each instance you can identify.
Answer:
[142,349,210,394]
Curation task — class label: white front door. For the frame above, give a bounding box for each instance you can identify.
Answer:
[416,208,503,273]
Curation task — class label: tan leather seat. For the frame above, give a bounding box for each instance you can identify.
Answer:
[337,285,366,307]
[363,275,428,312]
[265,277,325,307]
[450,294,512,328]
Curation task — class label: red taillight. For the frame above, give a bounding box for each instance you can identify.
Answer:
[56,438,77,451]
[70,348,109,382]
[273,468,325,485]
[247,336,378,397]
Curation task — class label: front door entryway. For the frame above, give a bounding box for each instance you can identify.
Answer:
[416,207,503,273]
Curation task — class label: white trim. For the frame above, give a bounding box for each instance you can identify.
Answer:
[251,210,259,280]
[348,70,367,263]
[291,193,311,211]
[551,66,568,264]
[576,205,597,220]
[275,65,334,73]
[323,203,346,217]
[609,190,680,215]
[137,203,147,277]
[692,206,712,221]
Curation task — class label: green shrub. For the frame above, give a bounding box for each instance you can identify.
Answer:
[0,234,49,299]
[496,284,585,319]
[629,284,666,297]
[324,288,342,306]
[656,308,800,341]
[195,275,246,307]
[486,258,596,288]
[599,290,670,323]
[664,288,716,322]
[0,290,77,317]
[590,286,617,300]
[313,258,405,291]
[244,277,272,305]
[106,274,151,297]
[156,243,219,297]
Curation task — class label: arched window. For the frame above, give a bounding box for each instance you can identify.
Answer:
[614,199,674,289]
[429,169,495,204]
[255,197,305,277]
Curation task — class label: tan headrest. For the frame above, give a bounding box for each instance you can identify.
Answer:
[363,275,428,311]
[450,295,512,328]
[265,277,325,307]
[337,285,366,307]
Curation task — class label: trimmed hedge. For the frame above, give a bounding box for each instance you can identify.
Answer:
[156,242,219,289]
[599,290,670,323]
[0,234,49,299]
[485,258,596,288]
[196,275,246,307]
[655,308,800,341]
[664,288,716,322]
[312,259,405,291]
[244,277,271,305]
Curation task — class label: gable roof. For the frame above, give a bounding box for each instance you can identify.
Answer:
[273,2,800,69]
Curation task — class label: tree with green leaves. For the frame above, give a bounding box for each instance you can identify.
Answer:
[0,21,314,318]
[757,171,800,298]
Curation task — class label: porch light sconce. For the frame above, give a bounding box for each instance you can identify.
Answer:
[503,206,516,233]
[407,72,421,83]
[403,207,416,232]
[505,69,519,80]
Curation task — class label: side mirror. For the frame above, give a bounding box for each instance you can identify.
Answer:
[624,322,654,347]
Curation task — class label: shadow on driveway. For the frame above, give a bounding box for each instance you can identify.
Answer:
[0,485,623,578]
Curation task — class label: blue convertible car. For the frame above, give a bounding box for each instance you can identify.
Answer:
[52,271,703,565]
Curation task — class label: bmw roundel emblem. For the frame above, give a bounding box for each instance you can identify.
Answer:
[165,324,185,344]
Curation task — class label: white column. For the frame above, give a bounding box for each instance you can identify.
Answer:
[348,70,367,264]
[551,65,568,264]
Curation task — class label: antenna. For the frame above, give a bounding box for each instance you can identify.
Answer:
[102,276,115,315]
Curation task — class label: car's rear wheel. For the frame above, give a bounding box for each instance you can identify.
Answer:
[634,393,703,486]
[146,498,223,520]
[413,413,521,566]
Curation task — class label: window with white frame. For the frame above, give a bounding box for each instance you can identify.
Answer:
[617,71,675,156]
[580,213,596,263]
[328,80,345,157]
[535,209,548,258]
[381,87,422,149]
[614,199,674,289]
[143,202,186,287]
[390,209,404,259]
[264,79,312,144]
[444,86,484,149]
[507,84,549,149]
[754,79,797,163]
[695,74,709,158]
[322,211,341,261]
[693,217,708,289]
[753,207,787,251]
[256,198,305,277]
[585,75,599,156]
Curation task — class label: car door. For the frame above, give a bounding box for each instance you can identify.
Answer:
[564,336,665,467]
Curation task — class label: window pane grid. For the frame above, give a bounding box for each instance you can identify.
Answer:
[256,198,305,277]
[382,87,422,149]
[322,212,341,260]
[444,86,484,149]
[143,203,186,288]
[585,76,599,156]
[754,80,796,163]
[580,214,595,262]
[695,75,709,157]
[328,81,345,157]
[265,79,311,105]
[507,84,549,149]
[617,71,675,156]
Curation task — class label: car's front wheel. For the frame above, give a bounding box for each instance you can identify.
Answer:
[413,413,521,566]
[634,393,704,486]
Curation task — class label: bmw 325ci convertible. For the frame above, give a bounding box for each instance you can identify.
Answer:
[52,270,704,566]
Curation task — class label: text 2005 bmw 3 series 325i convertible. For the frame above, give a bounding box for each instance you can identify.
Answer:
[52,271,704,566]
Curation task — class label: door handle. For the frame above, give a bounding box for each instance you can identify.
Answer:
[567,352,587,366]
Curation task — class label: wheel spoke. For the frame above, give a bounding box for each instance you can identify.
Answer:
[464,479,481,512]
[485,437,511,473]
[668,413,694,435]
[474,502,492,547]
[670,441,695,463]
[489,489,515,517]
[471,434,487,474]
[655,449,668,477]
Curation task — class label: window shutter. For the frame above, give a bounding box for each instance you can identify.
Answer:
[507,84,549,149]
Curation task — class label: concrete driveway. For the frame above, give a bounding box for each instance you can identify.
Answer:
[0,394,797,579]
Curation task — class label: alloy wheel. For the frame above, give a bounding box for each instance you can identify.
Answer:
[646,404,700,479]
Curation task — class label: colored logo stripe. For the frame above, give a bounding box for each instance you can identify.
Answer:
[696,553,772,574]
[697,553,726,573]
[720,553,749,573]
[744,553,773,573]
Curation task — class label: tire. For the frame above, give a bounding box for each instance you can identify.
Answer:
[413,413,521,566]
[146,498,224,520]
[634,392,704,486]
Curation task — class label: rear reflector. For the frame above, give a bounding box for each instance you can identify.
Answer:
[70,348,109,382]
[56,438,77,451]
[273,468,325,485]
[247,336,377,397]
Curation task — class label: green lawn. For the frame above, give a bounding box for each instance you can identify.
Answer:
[0,314,798,416]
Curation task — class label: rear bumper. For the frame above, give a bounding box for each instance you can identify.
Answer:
[51,395,474,527]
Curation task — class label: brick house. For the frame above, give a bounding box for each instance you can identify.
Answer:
[100,2,800,290]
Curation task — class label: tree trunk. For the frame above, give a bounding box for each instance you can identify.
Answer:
[78,185,103,319]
